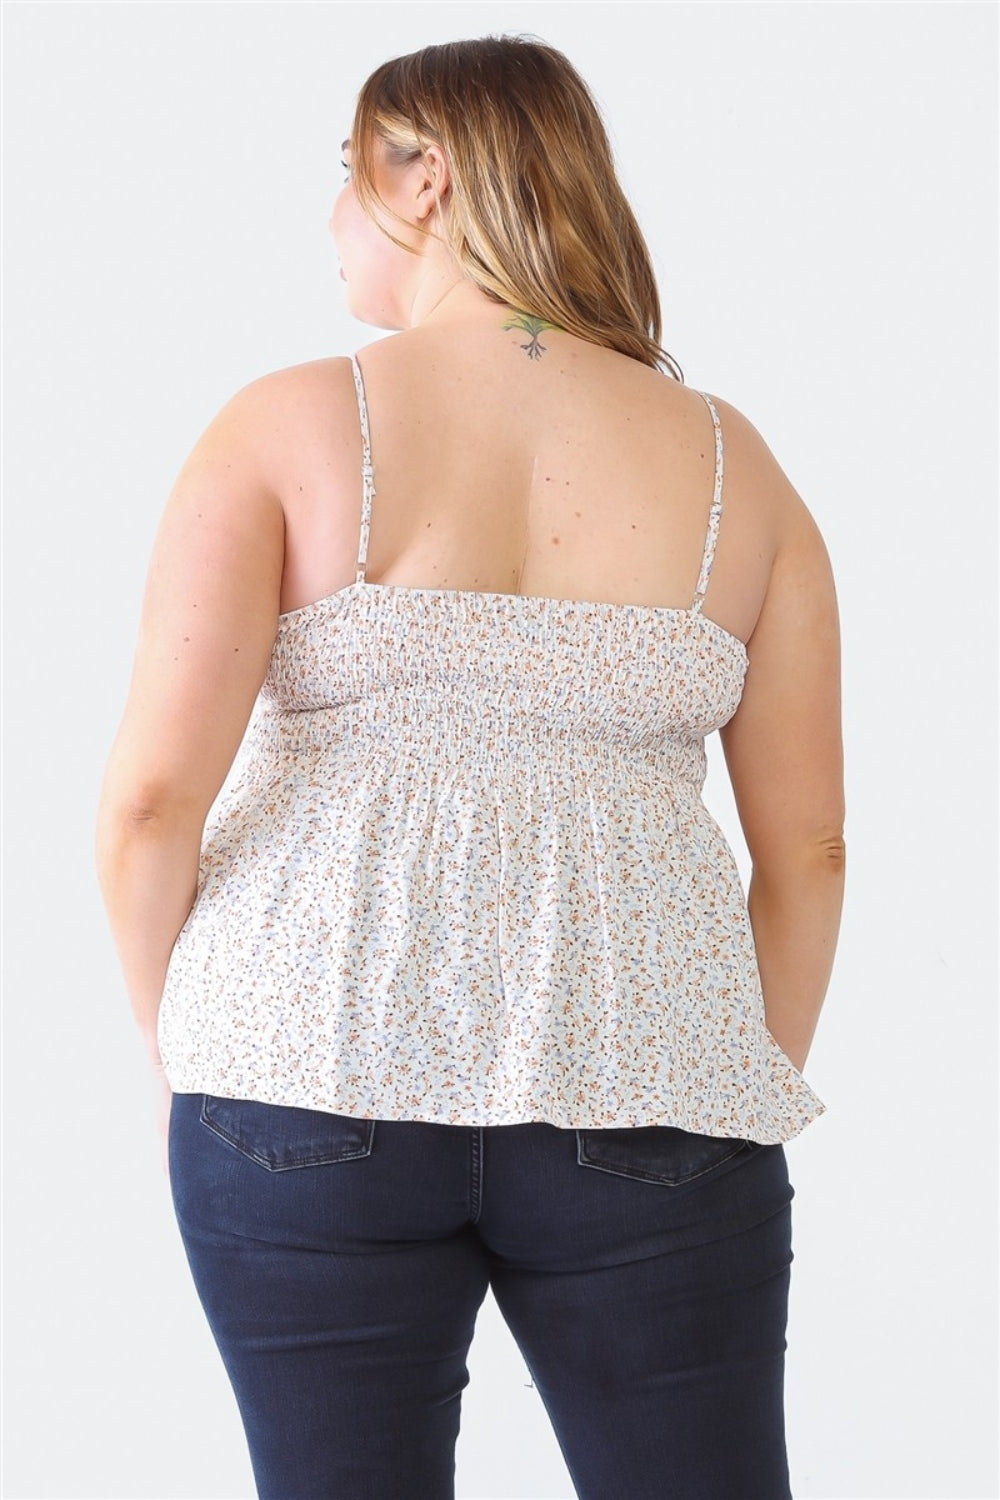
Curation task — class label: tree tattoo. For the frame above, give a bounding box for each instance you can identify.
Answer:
[501,310,563,360]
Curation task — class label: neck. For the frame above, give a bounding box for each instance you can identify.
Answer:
[407,274,508,330]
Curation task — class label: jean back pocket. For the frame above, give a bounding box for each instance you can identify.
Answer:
[199,1095,375,1172]
[576,1124,760,1186]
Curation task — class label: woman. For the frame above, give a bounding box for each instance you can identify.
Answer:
[96,34,845,1500]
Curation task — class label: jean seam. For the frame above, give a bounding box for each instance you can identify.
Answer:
[574,1130,759,1186]
[198,1097,375,1171]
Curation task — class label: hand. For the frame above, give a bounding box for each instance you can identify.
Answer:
[146,1045,173,1178]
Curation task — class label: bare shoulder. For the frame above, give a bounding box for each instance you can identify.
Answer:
[699,390,840,651]
[214,356,355,435]
[234,355,353,412]
[699,391,833,565]
[705,390,844,854]
[218,357,357,492]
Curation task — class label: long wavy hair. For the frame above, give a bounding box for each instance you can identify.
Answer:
[348,34,684,380]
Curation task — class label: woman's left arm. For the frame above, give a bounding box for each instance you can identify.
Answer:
[95,377,286,1060]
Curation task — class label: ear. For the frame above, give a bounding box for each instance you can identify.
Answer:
[415,143,451,221]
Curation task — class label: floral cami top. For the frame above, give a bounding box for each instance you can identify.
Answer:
[156,353,827,1143]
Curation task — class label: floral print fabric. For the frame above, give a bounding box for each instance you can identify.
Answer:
[156,356,827,1143]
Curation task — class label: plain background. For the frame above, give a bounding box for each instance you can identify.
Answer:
[3,3,997,1498]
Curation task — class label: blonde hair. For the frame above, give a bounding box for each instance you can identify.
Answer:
[348,34,685,380]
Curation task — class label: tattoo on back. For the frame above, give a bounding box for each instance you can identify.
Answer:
[501,310,563,360]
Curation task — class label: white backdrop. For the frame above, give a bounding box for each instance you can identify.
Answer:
[3,4,997,1499]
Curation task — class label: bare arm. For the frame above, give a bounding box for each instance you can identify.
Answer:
[713,398,846,1074]
[95,375,286,1053]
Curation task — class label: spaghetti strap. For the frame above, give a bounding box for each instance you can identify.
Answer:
[690,391,724,616]
[349,353,375,584]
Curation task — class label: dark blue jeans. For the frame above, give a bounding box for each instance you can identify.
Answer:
[169,1092,795,1500]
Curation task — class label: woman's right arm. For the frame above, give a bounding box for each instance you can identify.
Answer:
[714,400,846,1076]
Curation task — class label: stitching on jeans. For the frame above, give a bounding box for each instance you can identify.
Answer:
[199,1098,375,1170]
[574,1130,758,1186]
